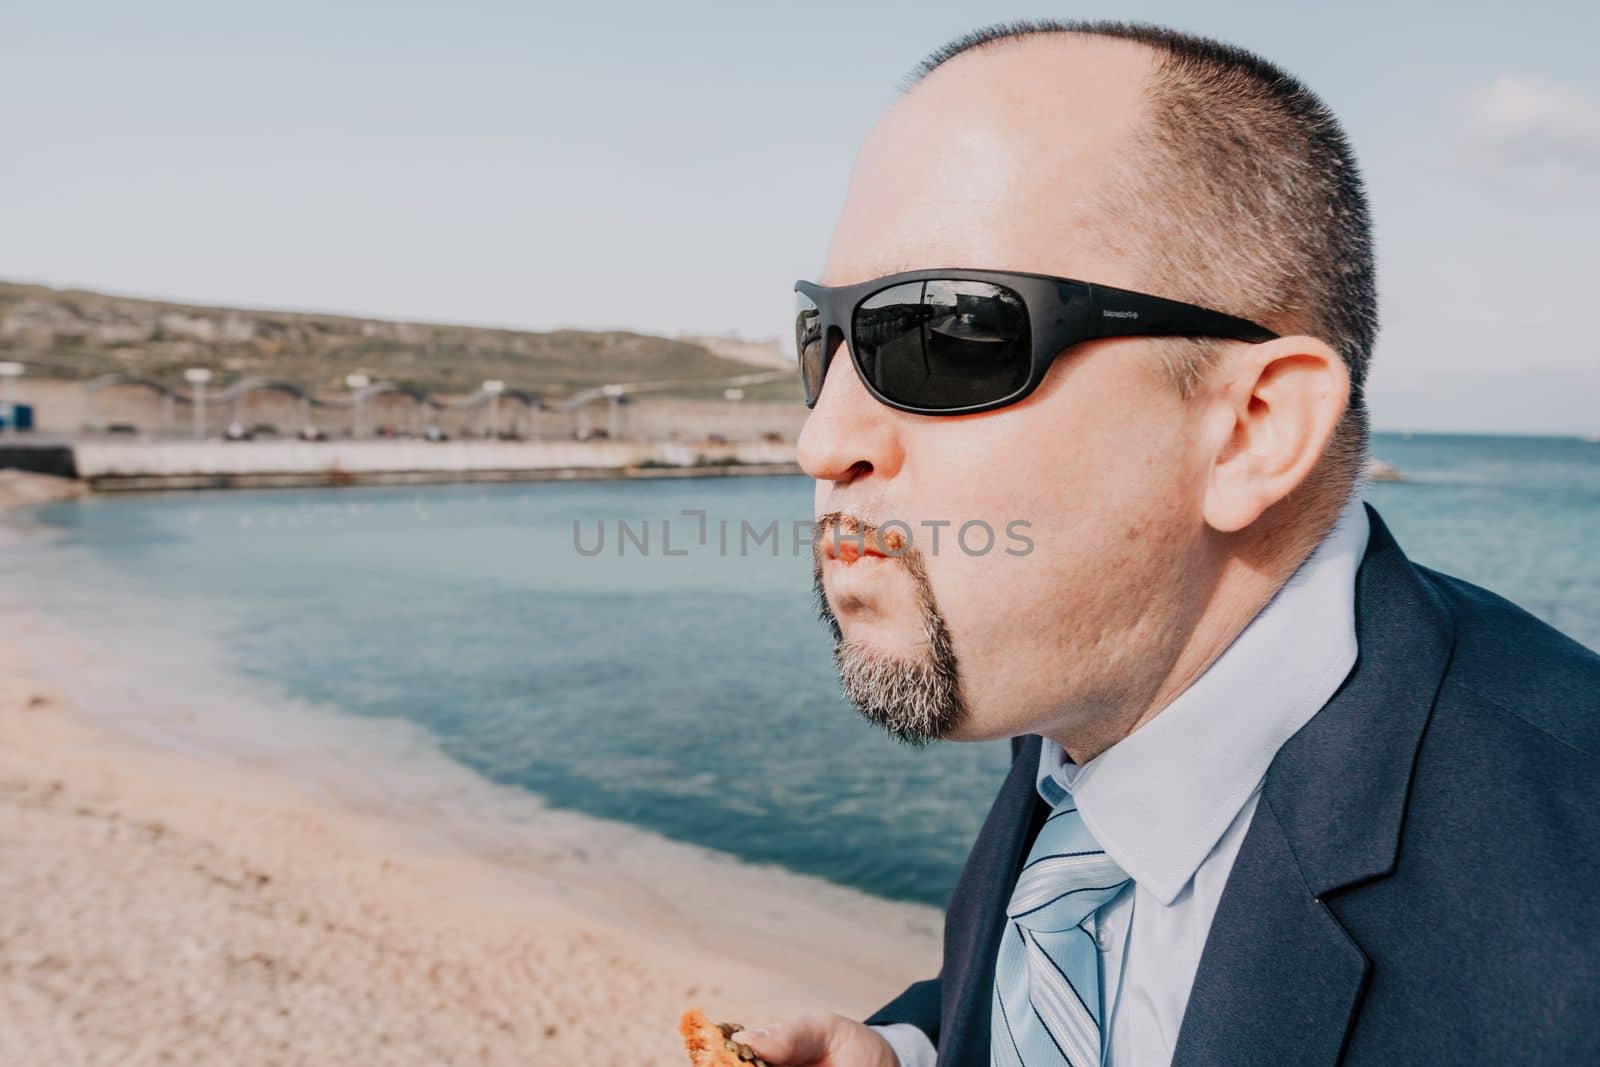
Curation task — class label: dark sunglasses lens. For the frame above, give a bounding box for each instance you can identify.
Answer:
[852,280,1031,411]
[795,290,824,405]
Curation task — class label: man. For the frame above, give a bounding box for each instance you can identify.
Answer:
[730,19,1600,1067]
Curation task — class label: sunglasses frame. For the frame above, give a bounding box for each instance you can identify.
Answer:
[794,267,1280,416]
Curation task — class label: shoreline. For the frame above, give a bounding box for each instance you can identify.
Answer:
[84,460,805,493]
[0,516,941,1063]
[0,438,804,494]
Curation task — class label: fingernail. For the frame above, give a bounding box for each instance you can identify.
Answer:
[732,1028,768,1042]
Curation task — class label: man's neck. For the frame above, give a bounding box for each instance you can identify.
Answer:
[1114,562,1285,747]
[1051,570,1280,765]
[1049,503,1356,766]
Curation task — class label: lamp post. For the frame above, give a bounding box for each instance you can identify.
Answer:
[0,361,22,435]
[601,383,625,440]
[482,379,505,438]
[345,372,371,438]
[183,367,212,439]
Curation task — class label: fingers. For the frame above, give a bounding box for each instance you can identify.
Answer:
[731,1014,832,1064]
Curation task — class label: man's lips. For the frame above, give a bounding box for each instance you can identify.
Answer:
[827,540,889,564]
[819,520,907,564]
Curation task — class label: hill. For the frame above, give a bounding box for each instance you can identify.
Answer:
[0,280,801,403]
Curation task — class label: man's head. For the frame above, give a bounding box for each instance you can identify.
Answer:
[803,21,1377,759]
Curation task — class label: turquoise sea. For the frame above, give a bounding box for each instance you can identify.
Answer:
[9,432,1597,909]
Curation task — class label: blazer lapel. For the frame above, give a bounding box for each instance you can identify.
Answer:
[1173,504,1456,1066]
[1170,795,1372,1065]
[936,733,1049,1067]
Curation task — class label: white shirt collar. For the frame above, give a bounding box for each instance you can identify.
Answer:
[1036,494,1371,905]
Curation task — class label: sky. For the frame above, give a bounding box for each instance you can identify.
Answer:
[3,0,1597,434]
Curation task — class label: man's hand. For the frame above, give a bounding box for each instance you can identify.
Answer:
[730,1013,899,1067]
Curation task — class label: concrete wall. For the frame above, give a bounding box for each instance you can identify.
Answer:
[66,439,801,490]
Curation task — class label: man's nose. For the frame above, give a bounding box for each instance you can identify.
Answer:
[795,335,906,486]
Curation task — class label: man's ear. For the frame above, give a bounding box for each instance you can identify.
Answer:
[1202,335,1350,533]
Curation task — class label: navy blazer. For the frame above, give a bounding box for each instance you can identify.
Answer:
[865,503,1600,1065]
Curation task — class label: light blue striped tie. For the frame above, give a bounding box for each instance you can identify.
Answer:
[991,778,1131,1067]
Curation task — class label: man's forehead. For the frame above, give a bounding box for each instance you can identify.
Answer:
[820,186,1105,288]
[818,37,1153,289]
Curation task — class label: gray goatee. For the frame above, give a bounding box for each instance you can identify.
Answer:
[812,516,967,747]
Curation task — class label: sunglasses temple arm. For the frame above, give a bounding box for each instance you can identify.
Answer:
[1079,283,1279,344]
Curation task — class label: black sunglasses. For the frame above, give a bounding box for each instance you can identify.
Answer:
[794,268,1278,415]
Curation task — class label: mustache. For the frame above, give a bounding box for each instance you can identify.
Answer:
[812,511,911,559]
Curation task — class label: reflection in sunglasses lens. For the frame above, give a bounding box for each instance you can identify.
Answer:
[852,280,1030,410]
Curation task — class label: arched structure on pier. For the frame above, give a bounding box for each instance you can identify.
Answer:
[339,382,436,437]
[67,373,742,440]
[212,377,319,436]
[83,373,187,433]
[429,384,547,439]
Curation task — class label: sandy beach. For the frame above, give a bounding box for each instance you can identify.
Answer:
[0,488,942,1066]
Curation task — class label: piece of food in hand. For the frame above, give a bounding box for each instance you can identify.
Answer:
[679,1008,771,1066]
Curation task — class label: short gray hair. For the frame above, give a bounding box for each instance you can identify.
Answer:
[904,20,1379,501]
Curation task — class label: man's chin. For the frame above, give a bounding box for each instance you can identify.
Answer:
[832,639,966,749]
[813,552,966,747]
[825,579,928,639]
[830,619,937,660]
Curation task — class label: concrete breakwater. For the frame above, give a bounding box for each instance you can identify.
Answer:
[1,439,801,492]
